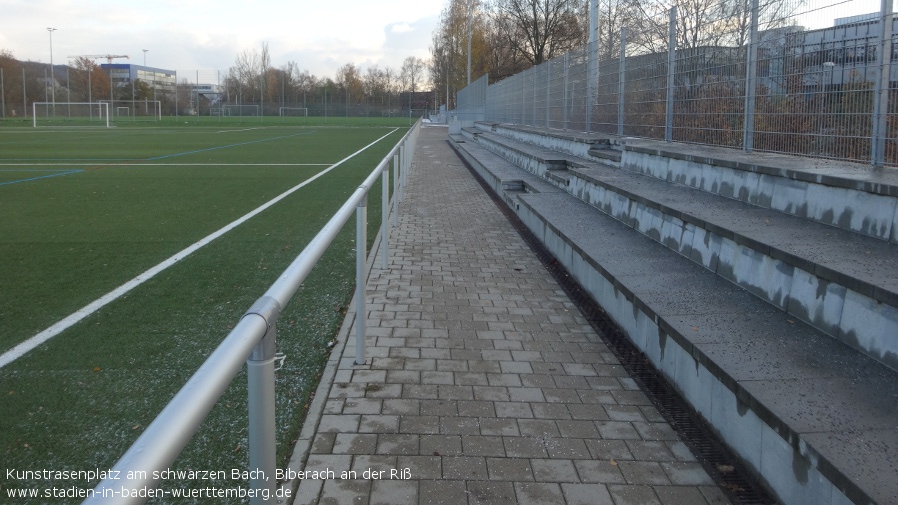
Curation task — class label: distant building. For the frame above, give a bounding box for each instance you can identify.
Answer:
[100,63,177,95]
[779,13,897,92]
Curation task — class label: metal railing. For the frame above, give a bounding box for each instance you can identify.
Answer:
[458,0,898,167]
[83,119,422,505]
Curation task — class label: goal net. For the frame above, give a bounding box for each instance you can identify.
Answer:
[211,104,260,117]
[99,100,162,122]
[279,107,308,117]
[33,102,110,127]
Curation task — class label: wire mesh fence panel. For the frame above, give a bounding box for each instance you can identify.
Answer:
[459,0,898,166]
[594,53,624,134]
[750,1,889,163]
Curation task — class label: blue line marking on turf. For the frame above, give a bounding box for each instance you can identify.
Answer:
[147,131,317,160]
[0,170,84,187]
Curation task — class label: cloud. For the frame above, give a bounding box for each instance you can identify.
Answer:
[390,23,414,34]
[1,0,442,80]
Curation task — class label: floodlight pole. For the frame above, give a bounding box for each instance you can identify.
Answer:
[47,28,57,107]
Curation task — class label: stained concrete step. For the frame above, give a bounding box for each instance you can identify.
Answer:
[587,146,622,164]
[448,134,898,505]
[450,136,561,196]
[621,140,898,244]
[465,128,898,372]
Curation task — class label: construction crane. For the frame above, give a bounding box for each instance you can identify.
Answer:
[67,54,129,64]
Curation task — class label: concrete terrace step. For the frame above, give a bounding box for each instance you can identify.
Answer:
[622,140,898,244]
[464,127,898,373]
[450,135,561,196]
[448,130,898,505]
[587,146,622,164]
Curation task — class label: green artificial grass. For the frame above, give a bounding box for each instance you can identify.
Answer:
[0,124,406,503]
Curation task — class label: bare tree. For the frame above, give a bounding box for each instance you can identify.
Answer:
[400,57,426,93]
[488,0,586,66]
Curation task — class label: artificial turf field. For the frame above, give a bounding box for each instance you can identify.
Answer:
[0,118,410,503]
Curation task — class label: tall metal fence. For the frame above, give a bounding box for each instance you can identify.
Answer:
[0,66,428,123]
[458,0,898,167]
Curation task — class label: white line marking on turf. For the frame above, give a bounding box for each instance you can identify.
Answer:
[0,128,399,369]
[216,127,266,133]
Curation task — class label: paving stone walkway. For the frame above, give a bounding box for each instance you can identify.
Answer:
[289,125,732,505]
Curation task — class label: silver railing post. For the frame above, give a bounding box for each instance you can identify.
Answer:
[355,193,367,365]
[244,296,280,504]
[399,145,405,203]
[666,7,677,143]
[392,153,399,226]
[381,166,389,269]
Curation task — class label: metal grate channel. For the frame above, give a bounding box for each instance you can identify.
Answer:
[451,142,777,505]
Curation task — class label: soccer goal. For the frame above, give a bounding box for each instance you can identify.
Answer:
[213,104,260,117]
[33,102,110,128]
[279,107,308,117]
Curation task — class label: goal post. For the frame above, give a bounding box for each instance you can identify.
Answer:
[279,107,308,117]
[33,102,110,127]
[99,100,162,122]
[211,104,259,117]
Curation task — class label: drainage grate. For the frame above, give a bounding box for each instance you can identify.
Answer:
[453,142,777,505]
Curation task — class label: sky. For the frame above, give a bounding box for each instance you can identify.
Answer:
[0,0,445,80]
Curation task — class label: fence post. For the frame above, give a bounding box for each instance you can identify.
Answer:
[547,62,551,128]
[743,0,760,152]
[618,27,627,137]
[355,194,368,365]
[381,167,389,269]
[666,7,677,143]
[872,0,894,166]
[564,53,570,129]
[245,297,280,504]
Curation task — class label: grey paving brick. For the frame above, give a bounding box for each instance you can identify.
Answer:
[420,399,458,417]
[607,484,662,505]
[514,482,564,505]
[418,480,467,505]
[442,456,489,480]
[625,440,676,462]
[561,483,615,505]
[333,434,378,454]
[376,434,419,455]
[457,400,495,417]
[420,434,462,456]
[398,455,441,479]
[318,478,371,505]
[467,481,517,505]
[343,398,383,415]
[503,436,549,458]
[617,461,673,485]
[382,398,419,415]
[369,480,418,505]
[660,462,716,486]
[359,415,400,434]
[487,457,534,481]
[531,458,579,483]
